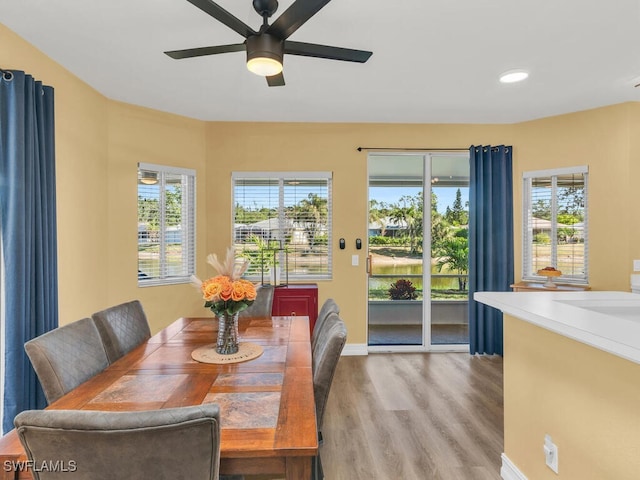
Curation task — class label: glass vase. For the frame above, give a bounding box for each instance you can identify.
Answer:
[216,311,240,355]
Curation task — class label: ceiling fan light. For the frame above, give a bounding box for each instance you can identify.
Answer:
[246,34,284,77]
[247,56,283,76]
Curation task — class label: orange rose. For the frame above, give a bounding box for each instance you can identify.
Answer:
[240,280,257,301]
[230,281,246,301]
[219,280,233,301]
[201,279,222,302]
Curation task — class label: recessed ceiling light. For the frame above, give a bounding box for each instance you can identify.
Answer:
[499,70,529,84]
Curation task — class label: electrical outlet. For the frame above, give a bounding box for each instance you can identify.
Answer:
[634,260,640,272]
[544,434,559,474]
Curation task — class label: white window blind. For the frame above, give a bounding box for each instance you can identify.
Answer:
[232,172,332,281]
[522,166,588,284]
[138,163,195,286]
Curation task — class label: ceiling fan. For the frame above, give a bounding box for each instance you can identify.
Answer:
[165,0,373,86]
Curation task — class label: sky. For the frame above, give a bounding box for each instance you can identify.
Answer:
[370,186,469,215]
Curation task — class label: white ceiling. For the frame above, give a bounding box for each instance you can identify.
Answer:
[2,0,640,124]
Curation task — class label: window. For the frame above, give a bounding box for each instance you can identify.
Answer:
[137,163,195,286]
[523,166,588,284]
[232,172,332,281]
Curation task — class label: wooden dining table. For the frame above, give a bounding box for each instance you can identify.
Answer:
[0,315,318,480]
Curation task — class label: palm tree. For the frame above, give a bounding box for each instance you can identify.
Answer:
[290,193,328,250]
[369,199,389,237]
[435,236,469,290]
[389,194,423,254]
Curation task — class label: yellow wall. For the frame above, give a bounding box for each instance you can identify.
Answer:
[628,104,640,263]
[503,315,640,479]
[205,122,513,343]
[4,22,640,341]
[0,24,110,319]
[0,24,210,332]
[513,104,635,290]
[105,101,208,333]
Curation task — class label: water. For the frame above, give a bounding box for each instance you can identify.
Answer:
[370,264,461,292]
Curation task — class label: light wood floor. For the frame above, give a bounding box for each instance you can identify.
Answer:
[320,353,504,480]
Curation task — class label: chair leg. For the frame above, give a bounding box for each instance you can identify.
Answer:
[311,452,324,480]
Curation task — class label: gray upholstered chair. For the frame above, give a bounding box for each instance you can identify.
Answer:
[91,300,151,364]
[311,313,347,480]
[311,298,340,351]
[24,318,109,404]
[239,284,274,318]
[14,404,221,480]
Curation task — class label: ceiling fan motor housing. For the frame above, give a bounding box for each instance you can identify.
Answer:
[246,34,284,65]
[252,0,278,18]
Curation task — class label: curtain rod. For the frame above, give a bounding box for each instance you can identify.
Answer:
[357,146,509,153]
[356,147,469,152]
[0,68,14,80]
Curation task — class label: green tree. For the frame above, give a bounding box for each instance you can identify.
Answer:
[289,193,328,250]
[444,188,468,225]
[234,203,274,224]
[165,186,182,226]
[389,193,423,254]
[557,227,577,243]
[239,235,280,276]
[557,185,585,216]
[557,213,582,225]
[138,197,160,231]
[435,236,469,290]
[532,198,552,220]
[369,199,390,237]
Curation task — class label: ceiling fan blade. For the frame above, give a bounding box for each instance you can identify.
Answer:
[186,0,257,38]
[284,41,372,63]
[164,43,246,59]
[266,72,285,87]
[267,0,332,40]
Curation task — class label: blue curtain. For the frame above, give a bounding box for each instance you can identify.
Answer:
[468,145,513,355]
[0,70,58,433]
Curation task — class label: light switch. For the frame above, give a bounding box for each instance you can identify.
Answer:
[634,260,640,272]
[352,255,359,266]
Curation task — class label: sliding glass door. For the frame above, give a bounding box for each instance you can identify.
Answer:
[368,155,424,348]
[429,155,470,348]
[367,152,469,351]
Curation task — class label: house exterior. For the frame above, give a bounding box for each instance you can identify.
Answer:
[368,217,409,237]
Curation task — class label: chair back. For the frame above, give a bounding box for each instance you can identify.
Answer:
[312,313,347,430]
[91,300,151,364]
[311,298,340,351]
[239,285,274,318]
[24,318,109,404]
[14,404,221,480]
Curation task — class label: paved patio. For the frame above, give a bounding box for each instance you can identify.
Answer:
[368,300,469,346]
[368,324,468,346]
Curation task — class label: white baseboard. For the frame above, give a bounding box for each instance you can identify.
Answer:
[501,453,528,480]
[342,343,368,356]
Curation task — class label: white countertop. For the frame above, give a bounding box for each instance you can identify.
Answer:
[474,290,640,364]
